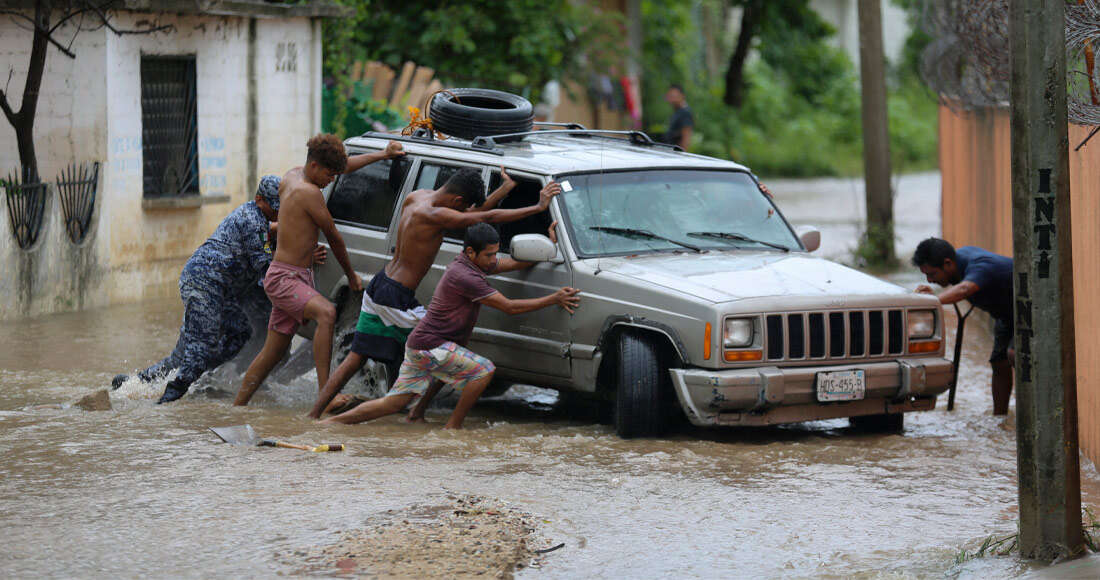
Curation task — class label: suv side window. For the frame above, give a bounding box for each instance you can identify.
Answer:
[327,153,411,230]
[488,171,550,250]
[414,161,483,242]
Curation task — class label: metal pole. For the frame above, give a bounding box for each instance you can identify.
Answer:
[1009,0,1084,560]
[857,0,895,266]
[947,303,972,412]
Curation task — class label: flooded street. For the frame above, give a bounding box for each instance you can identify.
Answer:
[3,172,1099,578]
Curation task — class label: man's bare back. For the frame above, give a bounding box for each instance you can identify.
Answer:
[386,189,448,289]
[385,180,561,291]
[273,167,326,268]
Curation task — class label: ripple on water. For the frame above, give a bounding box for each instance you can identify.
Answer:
[0,296,1097,579]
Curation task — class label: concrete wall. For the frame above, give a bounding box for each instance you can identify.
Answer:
[939,104,1100,469]
[0,12,320,320]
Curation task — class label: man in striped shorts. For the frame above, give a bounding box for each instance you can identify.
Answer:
[307,167,562,418]
[321,224,578,428]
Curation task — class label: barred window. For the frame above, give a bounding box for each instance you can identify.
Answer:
[140,56,199,198]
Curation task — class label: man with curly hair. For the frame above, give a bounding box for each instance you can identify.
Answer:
[234,134,404,405]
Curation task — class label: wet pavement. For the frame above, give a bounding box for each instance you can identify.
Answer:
[2,172,1099,578]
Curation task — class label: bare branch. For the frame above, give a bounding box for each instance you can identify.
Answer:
[1,10,78,58]
[0,70,16,124]
[49,7,96,34]
[84,1,174,36]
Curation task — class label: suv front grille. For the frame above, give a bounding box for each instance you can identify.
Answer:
[763,310,906,362]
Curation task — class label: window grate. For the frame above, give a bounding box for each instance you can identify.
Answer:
[141,56,199,198]
[56,161,99,243]
[3,167,47,249]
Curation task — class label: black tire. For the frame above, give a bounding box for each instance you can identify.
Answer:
[614,331,670,438]
[849,412,904,433]
[429,88,533,139]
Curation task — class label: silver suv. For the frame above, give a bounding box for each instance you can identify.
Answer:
[314,128,951,437]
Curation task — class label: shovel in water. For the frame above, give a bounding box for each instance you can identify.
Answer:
[210,424,344,452]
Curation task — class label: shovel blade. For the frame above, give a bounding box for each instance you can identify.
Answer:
[210,424,258,446]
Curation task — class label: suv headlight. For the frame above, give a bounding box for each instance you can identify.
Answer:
[907,310,936,339]
[724,317,755,348]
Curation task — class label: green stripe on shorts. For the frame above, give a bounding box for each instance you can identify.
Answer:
[356,311,413,342]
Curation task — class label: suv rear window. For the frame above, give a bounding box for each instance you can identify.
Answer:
[327,153,411,230]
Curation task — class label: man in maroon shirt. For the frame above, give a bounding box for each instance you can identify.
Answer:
[322,223,580,429]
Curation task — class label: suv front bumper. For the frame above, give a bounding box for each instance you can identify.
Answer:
[668,357,953,427]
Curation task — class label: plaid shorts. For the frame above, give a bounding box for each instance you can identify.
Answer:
[387,341,495,398]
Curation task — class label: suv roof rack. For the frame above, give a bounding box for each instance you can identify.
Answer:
[532,121,588,130]
[355,130,505,155]
[470,129,684,152]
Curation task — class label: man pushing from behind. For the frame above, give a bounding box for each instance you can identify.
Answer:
[234,134,402,405]
[307,167,561,418]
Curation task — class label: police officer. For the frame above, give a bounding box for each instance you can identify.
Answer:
[113,175,300,403]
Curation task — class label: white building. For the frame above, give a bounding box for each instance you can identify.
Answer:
[0,0,343,320]
[811,0,912,69]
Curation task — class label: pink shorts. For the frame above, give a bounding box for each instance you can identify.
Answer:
[264,260,321,336]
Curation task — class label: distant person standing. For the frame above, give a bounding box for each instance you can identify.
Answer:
[912,238,1015,415]
[663,84,694,150]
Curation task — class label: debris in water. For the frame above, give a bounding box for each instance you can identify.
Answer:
[73,389,112,411]
[279,495,559,578]
[534,542,565,554]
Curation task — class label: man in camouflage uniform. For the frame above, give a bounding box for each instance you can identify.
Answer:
[113,175,293,404]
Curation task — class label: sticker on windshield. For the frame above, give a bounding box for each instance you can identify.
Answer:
[560,180,573,192]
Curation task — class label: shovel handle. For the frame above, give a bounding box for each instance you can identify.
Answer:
[259,440,313,451]
[947,303,974,412]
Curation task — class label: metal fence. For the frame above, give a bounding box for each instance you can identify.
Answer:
[56,161,100,244]
[3,169,48,250]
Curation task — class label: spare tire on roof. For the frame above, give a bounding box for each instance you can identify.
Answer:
[429,88,534,140]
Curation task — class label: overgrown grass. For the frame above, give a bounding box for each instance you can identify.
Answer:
[953,507,1100,565]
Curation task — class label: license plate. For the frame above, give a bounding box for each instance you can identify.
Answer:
[816,370,866,402]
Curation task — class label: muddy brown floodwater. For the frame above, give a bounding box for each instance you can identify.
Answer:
[3,173,1099,578]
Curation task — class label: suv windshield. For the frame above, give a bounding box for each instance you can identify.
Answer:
[559,170,800,257]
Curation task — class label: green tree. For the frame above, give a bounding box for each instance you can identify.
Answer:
[340,0,623,103]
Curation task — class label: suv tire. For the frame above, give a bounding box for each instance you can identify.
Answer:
[614,331,669,438]
[429,88,534,139]
[849,412,904,433]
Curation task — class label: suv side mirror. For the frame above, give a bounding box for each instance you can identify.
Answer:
[511,234,563,263]
[796,225,821,252]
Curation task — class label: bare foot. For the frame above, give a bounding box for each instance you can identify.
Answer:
[401,414,426,424]
[322,394,354,416]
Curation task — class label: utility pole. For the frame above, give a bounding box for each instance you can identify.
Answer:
[857,0,895,266]
[1009,0,1084,561]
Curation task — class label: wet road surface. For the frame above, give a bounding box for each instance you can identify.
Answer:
[3,172,1099,578]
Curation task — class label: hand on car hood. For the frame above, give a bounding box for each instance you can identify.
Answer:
[582,252,906,303]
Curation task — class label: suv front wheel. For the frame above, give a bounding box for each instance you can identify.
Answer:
[614,331,671,438]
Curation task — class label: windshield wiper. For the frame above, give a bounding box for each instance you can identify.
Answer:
[686,231,790,252]
[589,226,703,253]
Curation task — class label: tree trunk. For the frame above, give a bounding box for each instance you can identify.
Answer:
[1,0,50,181]
[857,0,895,266]
[724,1,760,108]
